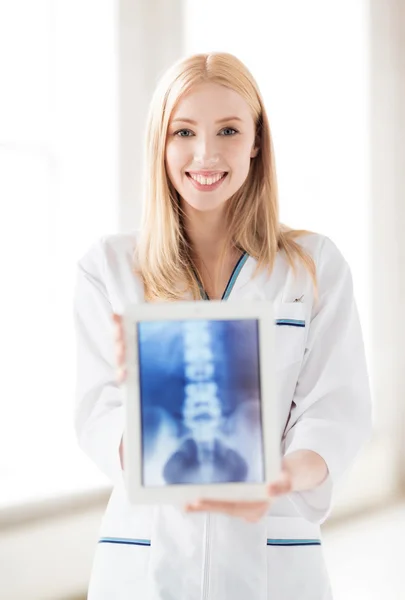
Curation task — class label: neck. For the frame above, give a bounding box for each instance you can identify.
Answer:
[180,200,244,299]
[181,202,230,263]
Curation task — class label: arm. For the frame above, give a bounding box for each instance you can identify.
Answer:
[283,449,328,492]
[73,239,124,485]
[282,236,373,523]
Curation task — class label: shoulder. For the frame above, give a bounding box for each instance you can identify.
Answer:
[293,231,352,299]
[294,231,349,271]
[76,230,144,310]
[78,230,140,276]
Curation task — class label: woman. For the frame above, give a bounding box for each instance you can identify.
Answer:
[74,52,372,599]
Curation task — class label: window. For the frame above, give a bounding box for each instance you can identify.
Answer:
[0,0,118,507]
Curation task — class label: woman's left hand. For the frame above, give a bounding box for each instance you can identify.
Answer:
[184,469,293,523]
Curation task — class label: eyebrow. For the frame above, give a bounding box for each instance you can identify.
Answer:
[171,116,243,125]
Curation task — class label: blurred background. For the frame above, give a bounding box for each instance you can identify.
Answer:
[0,0,404,598]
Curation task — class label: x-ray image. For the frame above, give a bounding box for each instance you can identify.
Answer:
[136,318,264,486]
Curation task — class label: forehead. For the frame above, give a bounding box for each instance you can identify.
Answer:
[170,82,254,122]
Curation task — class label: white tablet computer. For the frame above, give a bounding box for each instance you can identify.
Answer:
[122,300,280,505]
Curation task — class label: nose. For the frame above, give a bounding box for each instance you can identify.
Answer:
[193,135,220,167]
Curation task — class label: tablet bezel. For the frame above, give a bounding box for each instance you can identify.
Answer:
[122,300,280,504]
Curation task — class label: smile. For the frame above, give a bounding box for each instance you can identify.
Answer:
[186,171,228,191]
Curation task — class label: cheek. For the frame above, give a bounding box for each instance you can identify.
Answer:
[165,143,188,171]
[225,140,253,176]
[226,137,253,160]
[165,145,182,187]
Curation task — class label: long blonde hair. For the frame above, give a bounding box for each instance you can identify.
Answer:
[135,52,317,301]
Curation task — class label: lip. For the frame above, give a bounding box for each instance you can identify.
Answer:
[187,171,227,177]
[186,171,228,192]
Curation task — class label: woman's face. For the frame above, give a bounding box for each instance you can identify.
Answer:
[165,82,258,213]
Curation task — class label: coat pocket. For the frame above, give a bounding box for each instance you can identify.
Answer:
[274,303,307,370]
[266,516,331,600]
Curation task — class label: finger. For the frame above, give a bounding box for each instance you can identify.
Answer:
[112,313,124,341]
[191,498,269,509]
[115,339,126,365]
[116,365,127,384]
[112,313,123,326]
[185,500,236,515]
[187,500,235,512]
[184,502,201,511]
[243,504,270,523]
[186,499,269,516]
[119,438,124,470]
[267,472,292,496]
[114,329,124,345]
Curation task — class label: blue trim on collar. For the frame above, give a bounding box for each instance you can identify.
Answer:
[199,251,249,301]
[222,252,249,300]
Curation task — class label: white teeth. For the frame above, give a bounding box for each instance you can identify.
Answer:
[189,173,225,185]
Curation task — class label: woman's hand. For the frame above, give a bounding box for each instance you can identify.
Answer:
[184,451,328,522]
[113,313,126,469]
[184,469,293,523]
[113,313,127,384]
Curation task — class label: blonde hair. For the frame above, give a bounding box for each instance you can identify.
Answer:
[135,52,318,302]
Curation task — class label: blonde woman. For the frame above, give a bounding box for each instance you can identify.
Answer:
[74,52,372,600]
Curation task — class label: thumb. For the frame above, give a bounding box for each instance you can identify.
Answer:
[267,470,293,497]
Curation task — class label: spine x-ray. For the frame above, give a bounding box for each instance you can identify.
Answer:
[137,319,265,486]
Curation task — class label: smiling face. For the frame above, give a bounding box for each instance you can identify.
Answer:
[165,82,258,213]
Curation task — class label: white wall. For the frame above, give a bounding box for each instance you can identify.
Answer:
[369,0,405,483]
[118,0,183,231]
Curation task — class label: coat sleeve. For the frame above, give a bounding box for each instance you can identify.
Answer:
[73,238,124,486]
[281,236,373,524]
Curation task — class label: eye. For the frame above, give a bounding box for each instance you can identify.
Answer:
[174,129,194,137]
[219,127,238,136]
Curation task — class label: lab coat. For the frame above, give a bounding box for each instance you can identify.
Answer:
[73,231,372,600]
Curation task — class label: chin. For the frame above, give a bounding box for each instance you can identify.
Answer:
[181,194,231,213]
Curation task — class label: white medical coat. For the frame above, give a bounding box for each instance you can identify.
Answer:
[73,231,372,600]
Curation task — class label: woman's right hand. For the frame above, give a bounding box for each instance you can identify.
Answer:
[113,313,126,469]
[113,313,127,384]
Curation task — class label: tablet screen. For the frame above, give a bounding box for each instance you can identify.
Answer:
[136,319,265,487]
